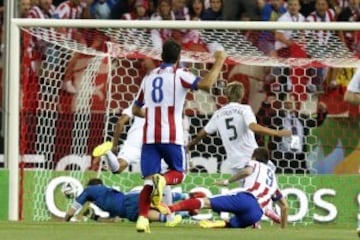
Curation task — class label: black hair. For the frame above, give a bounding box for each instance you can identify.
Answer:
[87,178,103,186]
[161,39,181,64]
[251,147,269,164]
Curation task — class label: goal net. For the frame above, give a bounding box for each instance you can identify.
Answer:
[14,20,359,224]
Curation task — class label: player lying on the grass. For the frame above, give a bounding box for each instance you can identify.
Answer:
[185,81,289,226]
[166,147,289,229]
[64,178,184,226]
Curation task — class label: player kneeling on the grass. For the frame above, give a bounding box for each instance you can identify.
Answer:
[168,147,289,229]
[64,178,182,226]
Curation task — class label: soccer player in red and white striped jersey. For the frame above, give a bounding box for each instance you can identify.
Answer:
[28,0,55,19]
[26,0,56,73]
[168,147,289,229]
[306,0,339,91]
[53,0,82,22]
[53,0,84,94]
[306,0,336,45]
[133,39,227,233]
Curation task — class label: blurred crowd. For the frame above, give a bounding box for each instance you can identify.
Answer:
[11,0,360,22]
[3,1,358,82]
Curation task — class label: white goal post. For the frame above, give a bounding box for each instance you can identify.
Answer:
[6,18,360,221]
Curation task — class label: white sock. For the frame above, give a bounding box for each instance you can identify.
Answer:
[105,151,119,173]
[166,213,175,222]
[162,186,174,222]
[162,185,172,205]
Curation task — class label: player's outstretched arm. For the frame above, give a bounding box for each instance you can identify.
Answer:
[249,123,291,137]
[214,166,253,186]
[197,51,227,91]
[187,129,208,150]
[275,197,289,229]
[65,199,85,222]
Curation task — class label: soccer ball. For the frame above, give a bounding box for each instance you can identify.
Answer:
[61,182,77,199]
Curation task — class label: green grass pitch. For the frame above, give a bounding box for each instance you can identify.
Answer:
[0,221,356,240]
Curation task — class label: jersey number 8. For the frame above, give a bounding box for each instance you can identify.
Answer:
[151,77,164,103]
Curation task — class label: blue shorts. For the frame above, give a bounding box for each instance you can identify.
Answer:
[210,192,263,228]
[123,193,140,222]
[140,144,186,177]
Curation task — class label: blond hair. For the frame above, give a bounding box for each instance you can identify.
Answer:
[225,82,244,102]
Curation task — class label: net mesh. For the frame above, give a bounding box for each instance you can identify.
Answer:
[19,25,360,223]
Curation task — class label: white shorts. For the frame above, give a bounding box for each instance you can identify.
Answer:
[117,144,170,173]
[117,144,141,164]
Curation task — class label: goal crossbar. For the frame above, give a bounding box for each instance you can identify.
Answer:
[12,18,360,31]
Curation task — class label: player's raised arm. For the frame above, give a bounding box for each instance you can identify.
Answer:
[196,51,227,91]
[214,166,253,186]
[249,122,292,137]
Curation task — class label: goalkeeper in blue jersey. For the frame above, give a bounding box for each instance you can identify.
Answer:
[64,178,183,226]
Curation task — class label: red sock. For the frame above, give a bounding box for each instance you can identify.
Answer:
[163,170,184,185]
[169,198,201,212]
[138,185,152,217]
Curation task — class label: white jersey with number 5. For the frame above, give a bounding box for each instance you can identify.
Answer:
[135,63,199,145]
[244,160,281,208]
[204,102,259,168]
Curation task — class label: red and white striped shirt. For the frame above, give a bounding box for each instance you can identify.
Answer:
[54,1,82,20]
[26,5,56,63]
[244,160,282,208]
[53,1,83,39]
[135,64,200,145]
[27,5,55,19]
[306,9,336,45]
